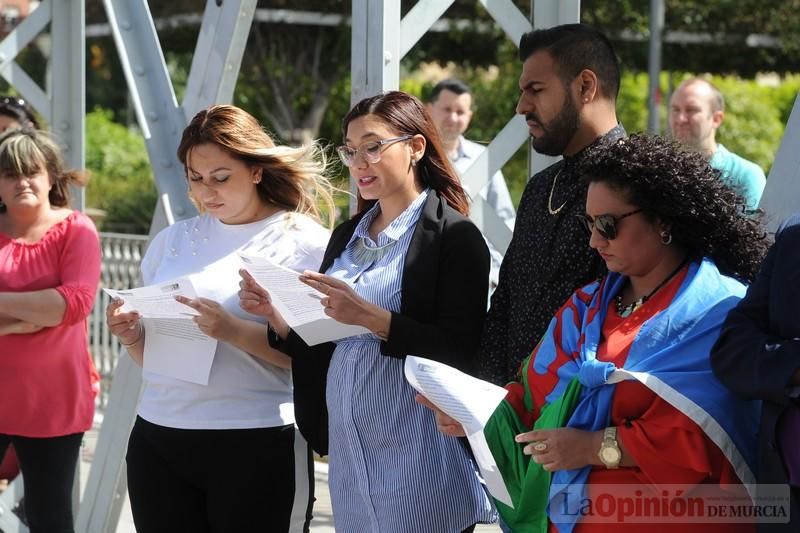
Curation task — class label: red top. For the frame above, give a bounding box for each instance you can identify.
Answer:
[560,267,753,533]
[0,211,100,437]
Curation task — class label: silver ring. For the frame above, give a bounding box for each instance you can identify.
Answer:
[533,441,547,452]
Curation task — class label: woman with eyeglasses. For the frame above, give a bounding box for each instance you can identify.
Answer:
[0,129,100,533]
[421,134,767,532]
[239,91,495,532]
[105,105,335,532]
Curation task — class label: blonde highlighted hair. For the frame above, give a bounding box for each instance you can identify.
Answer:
[0,129,88,213]
[178,105,338,227]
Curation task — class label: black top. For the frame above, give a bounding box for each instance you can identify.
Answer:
[284,190,490,455]
[478,125,625,385]
[711,215,800,532]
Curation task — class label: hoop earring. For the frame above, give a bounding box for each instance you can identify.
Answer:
[660,230,673,245]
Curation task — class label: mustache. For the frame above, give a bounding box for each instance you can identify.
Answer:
[525,113,544,126]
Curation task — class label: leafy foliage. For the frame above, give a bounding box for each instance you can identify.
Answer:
[85,108,156,234]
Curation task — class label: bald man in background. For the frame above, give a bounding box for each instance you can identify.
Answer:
[669,77,766,212]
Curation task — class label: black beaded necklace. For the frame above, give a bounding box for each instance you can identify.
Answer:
[615,257,689,318]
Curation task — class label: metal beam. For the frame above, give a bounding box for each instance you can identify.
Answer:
[532,0,580,29]
[400,0,455,59]
[51,0,86,209]
[461,115,530,253]
[101,0,194,221]
[0,2,50,121]
[74,355,142,533]
[349,0,401,105]
[182,0,257,120]
[479,0,531,46]
[647,0,665,134]
[0,475,25,533]
[759,92,800,233]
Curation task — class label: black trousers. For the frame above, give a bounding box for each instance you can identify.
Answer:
[0,432,83,533]
[126,416,313,533]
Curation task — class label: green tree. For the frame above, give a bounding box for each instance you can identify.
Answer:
[85,108,156,234]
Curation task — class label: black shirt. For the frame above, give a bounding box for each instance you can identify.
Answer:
[478,125,625,385]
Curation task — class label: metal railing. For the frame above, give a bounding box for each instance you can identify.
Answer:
[89,232,149,410]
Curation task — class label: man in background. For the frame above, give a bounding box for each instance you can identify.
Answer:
[670,77,766,212]
[427,79,516,288]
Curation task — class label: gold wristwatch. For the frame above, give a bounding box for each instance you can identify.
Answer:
[598,426,621,469]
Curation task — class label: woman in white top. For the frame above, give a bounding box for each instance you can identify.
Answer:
[105,105,335,533]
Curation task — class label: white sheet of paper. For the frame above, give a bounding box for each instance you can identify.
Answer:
[103,278,201,318]
[239,253,370,345]
[106,278,217,385]
[404,356,514,507]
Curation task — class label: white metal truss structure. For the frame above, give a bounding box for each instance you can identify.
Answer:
[760,93,800,232]
[349,0,578,254]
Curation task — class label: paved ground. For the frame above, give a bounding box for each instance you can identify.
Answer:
[79,426,500,532]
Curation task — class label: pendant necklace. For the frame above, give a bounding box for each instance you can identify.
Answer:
[615,257,688,318]
[548,167,567,215]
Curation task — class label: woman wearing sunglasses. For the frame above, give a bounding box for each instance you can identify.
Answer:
[0,96,39,133]
[424,134,767,532]
[239,91,495,532]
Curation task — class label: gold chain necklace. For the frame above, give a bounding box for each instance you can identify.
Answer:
[547,167,567,215]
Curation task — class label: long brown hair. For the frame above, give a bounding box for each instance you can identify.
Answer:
[341,91,469,216]
[178,105,337,226]
[0,129,88,213]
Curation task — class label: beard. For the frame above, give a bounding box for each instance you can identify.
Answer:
[528,93,581,156]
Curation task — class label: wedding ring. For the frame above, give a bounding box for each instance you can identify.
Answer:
[533,441,547,452]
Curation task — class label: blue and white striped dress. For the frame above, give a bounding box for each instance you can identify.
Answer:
[325,191,495,532]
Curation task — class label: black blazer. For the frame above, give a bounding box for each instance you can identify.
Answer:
[285,190,490,455]
[711,215,800,531]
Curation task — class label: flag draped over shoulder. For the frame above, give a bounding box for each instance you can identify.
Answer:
[485,259,761,533]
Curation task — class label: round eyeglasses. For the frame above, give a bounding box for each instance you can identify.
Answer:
[336,135,413,167]
[577,208,642,240]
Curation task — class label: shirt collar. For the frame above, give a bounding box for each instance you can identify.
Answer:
[562,124,627,170]
[352,189,430,245]
[452,136,469,162]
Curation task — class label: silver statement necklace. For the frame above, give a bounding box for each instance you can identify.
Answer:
[350,236,397,266]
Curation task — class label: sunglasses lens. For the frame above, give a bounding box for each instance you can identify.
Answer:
[578,215,593,236]
[596,216,616,240]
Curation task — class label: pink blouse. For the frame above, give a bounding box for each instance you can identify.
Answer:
[0,211,101,437]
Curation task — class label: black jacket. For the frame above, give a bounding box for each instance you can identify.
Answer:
[285,190,490,455]
[711,215,800,531]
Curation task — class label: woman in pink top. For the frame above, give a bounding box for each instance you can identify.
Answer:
[0,129,100,533]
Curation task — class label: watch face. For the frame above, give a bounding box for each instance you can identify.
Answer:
[601,447,621,463]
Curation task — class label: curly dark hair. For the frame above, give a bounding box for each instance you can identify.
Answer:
[581,134,768,283]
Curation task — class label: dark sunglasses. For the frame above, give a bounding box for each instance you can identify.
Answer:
[0,96,26,110]
[577,208,642,240]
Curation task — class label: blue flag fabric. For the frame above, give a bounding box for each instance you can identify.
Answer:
[531,259,761,532]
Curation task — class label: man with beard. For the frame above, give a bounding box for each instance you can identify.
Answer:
[478,24,624,385]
